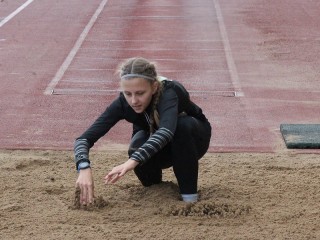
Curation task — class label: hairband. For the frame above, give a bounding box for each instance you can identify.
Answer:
[121,74,155,81]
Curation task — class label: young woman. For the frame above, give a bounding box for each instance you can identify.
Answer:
[74,57,211,204]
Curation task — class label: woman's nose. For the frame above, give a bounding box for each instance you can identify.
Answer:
[131,95,138,104]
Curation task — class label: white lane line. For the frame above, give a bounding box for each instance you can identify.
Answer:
[44,0,109,95]
[213,0,244,97]
[0,0,34,28]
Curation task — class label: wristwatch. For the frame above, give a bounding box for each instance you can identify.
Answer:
[77,161,91,172]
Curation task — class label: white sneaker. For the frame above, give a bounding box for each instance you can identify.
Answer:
[181,193,198,203]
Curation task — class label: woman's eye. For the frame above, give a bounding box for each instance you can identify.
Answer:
[136,92,144,96]
[124,92,131,97]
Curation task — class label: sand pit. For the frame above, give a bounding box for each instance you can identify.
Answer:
[0,150,319,239]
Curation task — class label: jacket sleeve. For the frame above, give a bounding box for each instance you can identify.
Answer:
[74,97,125,166]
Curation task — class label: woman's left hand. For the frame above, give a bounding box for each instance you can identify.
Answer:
[104,159,139,184]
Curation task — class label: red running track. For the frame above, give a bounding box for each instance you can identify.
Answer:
[0,0,320,153]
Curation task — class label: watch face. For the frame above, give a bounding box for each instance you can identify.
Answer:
[78,161,90,170]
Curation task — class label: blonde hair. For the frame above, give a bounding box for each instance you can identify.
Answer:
[117,57,157,80]
[117,57,163,135]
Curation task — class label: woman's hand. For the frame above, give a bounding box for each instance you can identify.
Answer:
[75,168,94,205]
[104,159,139,184]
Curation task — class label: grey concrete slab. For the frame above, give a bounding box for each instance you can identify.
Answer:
[280,124,320,149]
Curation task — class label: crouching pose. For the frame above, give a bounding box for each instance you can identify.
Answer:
[74,57,211,204]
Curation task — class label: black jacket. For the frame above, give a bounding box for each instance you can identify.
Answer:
[74,79,208,165]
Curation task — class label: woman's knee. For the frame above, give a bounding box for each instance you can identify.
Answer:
[174,116,197,138]
[173,116,211,159]
[128,130,149,156]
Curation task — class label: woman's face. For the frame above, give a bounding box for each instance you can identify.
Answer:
[120,78,158,113]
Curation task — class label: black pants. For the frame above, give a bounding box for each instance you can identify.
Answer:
[128,116,211,194]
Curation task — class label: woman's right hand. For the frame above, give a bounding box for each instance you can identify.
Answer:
[75,168,94,205]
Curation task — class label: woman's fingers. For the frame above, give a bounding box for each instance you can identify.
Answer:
[87,184,94,204]
[105,169,124,184]
[80,185,87,204]
[78,184,94,205]
[104,160,138,184]
[111,172,123,183]
[105,172,119,184]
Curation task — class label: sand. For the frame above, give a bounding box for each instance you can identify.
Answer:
[0,150,319,239]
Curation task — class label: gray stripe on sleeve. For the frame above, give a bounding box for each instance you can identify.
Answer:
[74,138,90,163]
[130,127,174,163]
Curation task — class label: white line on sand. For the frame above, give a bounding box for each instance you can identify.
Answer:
[213,0,244,97]
[44,0,109,95]
[0,0,34,28]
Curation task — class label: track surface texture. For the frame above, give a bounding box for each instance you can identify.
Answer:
[1,0,319,152]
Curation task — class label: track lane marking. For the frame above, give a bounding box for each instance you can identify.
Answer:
[44,0,109,95]
[213,0,244,97]
[0,0,34,28]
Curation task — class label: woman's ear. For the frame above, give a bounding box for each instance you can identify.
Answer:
[152,81,159,94]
